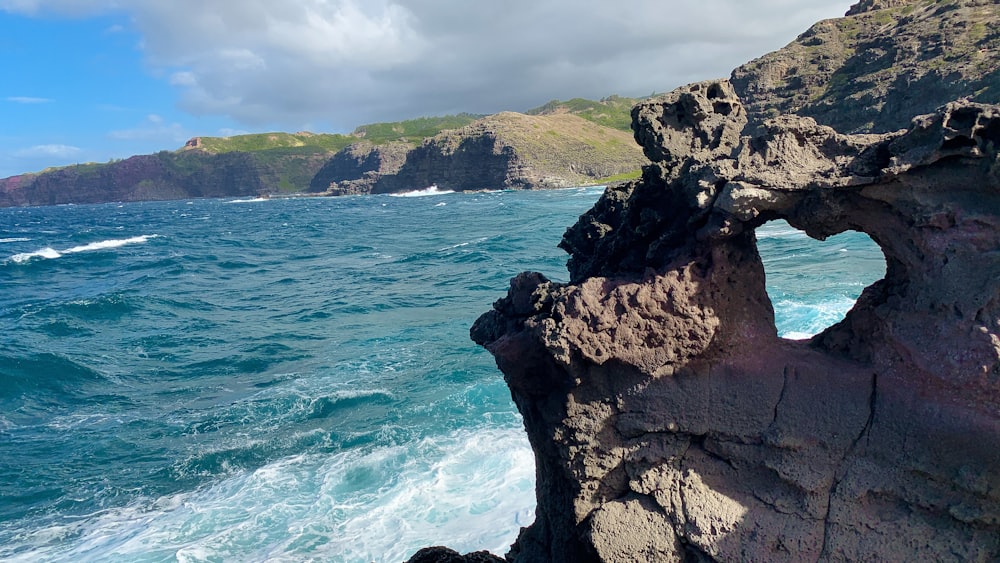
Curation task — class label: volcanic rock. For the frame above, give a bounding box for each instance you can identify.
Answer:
[469,79,1000,561]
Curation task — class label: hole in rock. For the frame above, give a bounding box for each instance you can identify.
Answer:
[757,220,886,339]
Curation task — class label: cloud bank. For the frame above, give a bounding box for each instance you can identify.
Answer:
[2,0,856,130]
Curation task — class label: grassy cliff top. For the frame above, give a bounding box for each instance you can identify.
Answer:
[526,95,643,131]
[432,111,647,181]
[183,95,646,157]
[185,114,485,155]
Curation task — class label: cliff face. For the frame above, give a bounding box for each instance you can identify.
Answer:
[0,152,266,207]
[311,112,648,196]
[307,141,412,195]
[732,0,1000,134]
[469,80,1000,561]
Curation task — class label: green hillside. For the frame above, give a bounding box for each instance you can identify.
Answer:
[187,114,485,156]
[351,113,483,144]
[526,95,643,132]
[191,132,354,154]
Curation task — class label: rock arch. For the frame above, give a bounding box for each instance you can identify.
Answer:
[470,80,1000,561]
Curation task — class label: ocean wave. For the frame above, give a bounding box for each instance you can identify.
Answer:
[0,238,31,244]
[0,426,533,562]
[63,235,159,254]
[0,352,107,400]
[389,186,456,198]
[7,235,158,264]
[225,197,271,204]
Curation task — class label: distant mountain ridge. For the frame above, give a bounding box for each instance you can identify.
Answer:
[0,97,645,208]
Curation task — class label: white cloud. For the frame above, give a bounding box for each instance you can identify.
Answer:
[6,96,53,104]
[3,0,858,130]
[14,144,82,158]
[108,114,188,142]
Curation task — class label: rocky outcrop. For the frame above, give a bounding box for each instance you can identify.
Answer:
[0,152,267,207]
[732,0,1000,135]
[307,141,411,195]
[406,547,505,563]
[310,112,647,196]
[468,79,1000,561]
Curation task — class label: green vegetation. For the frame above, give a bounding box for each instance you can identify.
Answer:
[352,114,482,144]
[598,169,643,184]
[193,132,354,154]
[466,112,646,183]
[526,95,641,132]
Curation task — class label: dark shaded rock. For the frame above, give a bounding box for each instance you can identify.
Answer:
[405,547,505,563]
[0,152,267,207]
[470,79,1000,561]
[306,140,411,195]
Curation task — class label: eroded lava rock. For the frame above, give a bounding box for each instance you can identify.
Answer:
[468,80,1000,561]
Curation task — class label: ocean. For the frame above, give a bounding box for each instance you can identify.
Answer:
[0,187,884,562]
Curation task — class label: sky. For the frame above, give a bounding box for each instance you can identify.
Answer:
[0,0,856,178]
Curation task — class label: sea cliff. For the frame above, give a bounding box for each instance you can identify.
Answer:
[308,112,646,196]
[0,103,644,208]
[411,0,1000,560]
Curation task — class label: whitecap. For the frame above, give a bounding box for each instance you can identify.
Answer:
[9,247,62,264]
[63,235,158,254]
[0,237,31,243]
[389,186,456,198]
[7,235,158,264]
[226,197,271,204]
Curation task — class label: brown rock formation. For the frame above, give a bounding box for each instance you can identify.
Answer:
[732,0,1000,135]
[468,80,1000,561]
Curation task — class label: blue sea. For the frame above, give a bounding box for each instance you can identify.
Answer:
[0,187,884,562]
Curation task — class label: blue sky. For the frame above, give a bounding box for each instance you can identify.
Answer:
[1,0,855,178]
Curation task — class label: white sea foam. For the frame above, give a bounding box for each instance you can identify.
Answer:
[389,186,456,198]
[775,296,859,339]
[0,426,534,563]
[63,235,158,254]
[9,247,62,263]
[7,235,157,264]
[0,237,31,243]
[226,197,271,204]
[782,331,816,340]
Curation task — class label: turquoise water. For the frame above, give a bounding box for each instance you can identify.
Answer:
[0,188,884,562]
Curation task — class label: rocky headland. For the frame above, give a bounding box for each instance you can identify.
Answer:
[308,112,645,196]
[0,102,644,208]
[412,0,1000,561]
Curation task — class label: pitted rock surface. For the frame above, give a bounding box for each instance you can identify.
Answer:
[469,79,1000,562]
